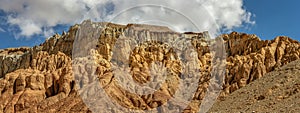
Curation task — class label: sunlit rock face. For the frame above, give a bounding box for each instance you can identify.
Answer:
[0,20,299,112]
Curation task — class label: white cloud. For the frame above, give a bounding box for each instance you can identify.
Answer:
[0,0,254,38]
[0,27,5,32]
[43,28,55,38]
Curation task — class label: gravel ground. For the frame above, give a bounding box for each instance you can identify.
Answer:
[209,59,300,113]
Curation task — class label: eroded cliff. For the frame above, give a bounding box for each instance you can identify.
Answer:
[0,20,299,112]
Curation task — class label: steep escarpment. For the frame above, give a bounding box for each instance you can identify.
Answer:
[221,32,300,97]
[0,20,300,112]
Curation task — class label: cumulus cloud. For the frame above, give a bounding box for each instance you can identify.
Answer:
[0,0,254,38]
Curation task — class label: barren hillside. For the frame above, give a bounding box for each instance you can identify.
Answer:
[209,59,300,112]
[0,20,299,112]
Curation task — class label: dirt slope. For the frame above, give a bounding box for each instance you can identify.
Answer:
[209,59,300,112]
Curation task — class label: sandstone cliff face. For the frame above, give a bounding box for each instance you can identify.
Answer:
[0,20,299,112]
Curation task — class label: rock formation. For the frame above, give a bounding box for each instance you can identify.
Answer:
[0,20,299,112]
[209,59,300,112]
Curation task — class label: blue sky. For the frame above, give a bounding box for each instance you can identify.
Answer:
[235,0,300,40]
[0,0,299,49]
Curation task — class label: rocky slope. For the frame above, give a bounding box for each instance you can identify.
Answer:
[0,20,300,112]
[209,59,300,112]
